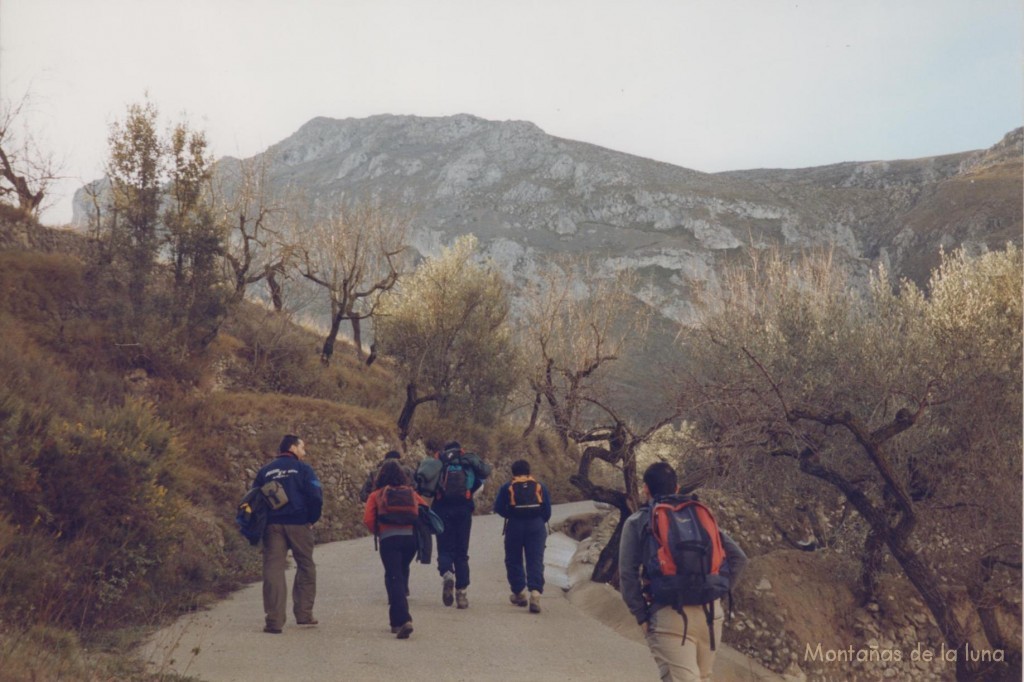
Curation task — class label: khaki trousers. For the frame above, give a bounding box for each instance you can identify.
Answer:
[262,523,316,629]
[644,602,724,682]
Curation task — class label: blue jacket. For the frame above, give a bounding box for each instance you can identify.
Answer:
[254,453,323,525]
[493,477,552,522]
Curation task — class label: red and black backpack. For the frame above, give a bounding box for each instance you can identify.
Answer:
[641,494,731,649]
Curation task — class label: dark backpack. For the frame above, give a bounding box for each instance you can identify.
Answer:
[376,485,420,526]
[235,480,289,546]
[641,494,731,649]
[508,476,543,518]
[437,457,475,502]
[236,486,270,546]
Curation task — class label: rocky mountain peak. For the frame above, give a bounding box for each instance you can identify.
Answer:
[72,115,1021,325]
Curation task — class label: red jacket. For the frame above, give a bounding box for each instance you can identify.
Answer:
[364,486,427,535]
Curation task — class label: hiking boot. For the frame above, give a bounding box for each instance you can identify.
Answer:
[529,590,541,614]
[510,591,528,607]
[442,572,455,606]
[396,622,414,639]
[455,589,469,609]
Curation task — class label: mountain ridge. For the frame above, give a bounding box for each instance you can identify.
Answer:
[72,115,1022,321]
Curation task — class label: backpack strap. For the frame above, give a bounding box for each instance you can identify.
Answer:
[703,601,716,651]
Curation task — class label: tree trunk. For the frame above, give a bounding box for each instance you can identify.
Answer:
[396,383,438,443]
[350,316,365,361]
[801,455,995,680]
[569,467,632,586]
[886,537,996,681]
[591,508,630,586]
[267,270,283,311]
[320,311,344,365]
[521,392,541,438]
[859,528,884,605]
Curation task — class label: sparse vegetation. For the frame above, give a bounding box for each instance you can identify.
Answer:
[676,245,1022,680]
[0,214,573,681]
[0,105,1018,682]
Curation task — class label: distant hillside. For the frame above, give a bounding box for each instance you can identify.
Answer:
[73,115,1022,321]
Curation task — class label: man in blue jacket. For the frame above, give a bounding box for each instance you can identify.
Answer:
[493,459,552,614]
[254,434,323,634]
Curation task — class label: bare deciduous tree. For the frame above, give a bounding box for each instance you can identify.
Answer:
[518,259,678,582]
[299,200,407,364]
[0,94,61,218]
[215,155,298,310]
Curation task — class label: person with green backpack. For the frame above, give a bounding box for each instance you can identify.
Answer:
[429,440,492,609]
[493,459,552,613]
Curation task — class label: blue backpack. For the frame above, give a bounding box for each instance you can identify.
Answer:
[235,481,288,545]
[437,456,475,501]
[236,486,269,545]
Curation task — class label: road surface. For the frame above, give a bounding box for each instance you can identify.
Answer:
[140,502,782,681]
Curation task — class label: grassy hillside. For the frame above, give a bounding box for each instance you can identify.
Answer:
[0,216,580,681]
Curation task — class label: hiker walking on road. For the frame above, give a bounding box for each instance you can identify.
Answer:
[428,441,492,609]
[255,434,324,634]
[359,449,415,503]
[493,459,552,613]
[363,460,427,639]
[619,461,747,682]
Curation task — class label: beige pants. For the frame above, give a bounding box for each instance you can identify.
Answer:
[645,602,725,682]
[262,523,316,628]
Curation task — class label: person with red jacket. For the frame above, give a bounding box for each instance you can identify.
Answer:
[363,460,427,639]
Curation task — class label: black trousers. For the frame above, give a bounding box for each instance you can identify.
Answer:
[504,516,547,594]
[379,534,417,627]
[435,503,473,589]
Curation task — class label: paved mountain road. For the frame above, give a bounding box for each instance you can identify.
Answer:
[141,502,781,681]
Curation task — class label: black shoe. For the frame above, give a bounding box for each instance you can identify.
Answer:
[297,619,318,626]
[396,622,414,639]
[263,625,282,634]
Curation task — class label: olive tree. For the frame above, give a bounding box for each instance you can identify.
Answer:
[374,235,519,442]
[677,246,1022,681]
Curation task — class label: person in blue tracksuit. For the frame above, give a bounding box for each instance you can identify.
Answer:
[431,441,492,609]
[493,459,552,614]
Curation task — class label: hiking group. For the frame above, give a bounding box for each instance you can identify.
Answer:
[239,436,746,682]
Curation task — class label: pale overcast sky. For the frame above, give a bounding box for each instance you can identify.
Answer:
[1,0,1021,225]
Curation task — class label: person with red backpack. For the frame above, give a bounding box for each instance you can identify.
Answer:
[493,459,552,613]
[619,461,747,681]
[363,460,428,639]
